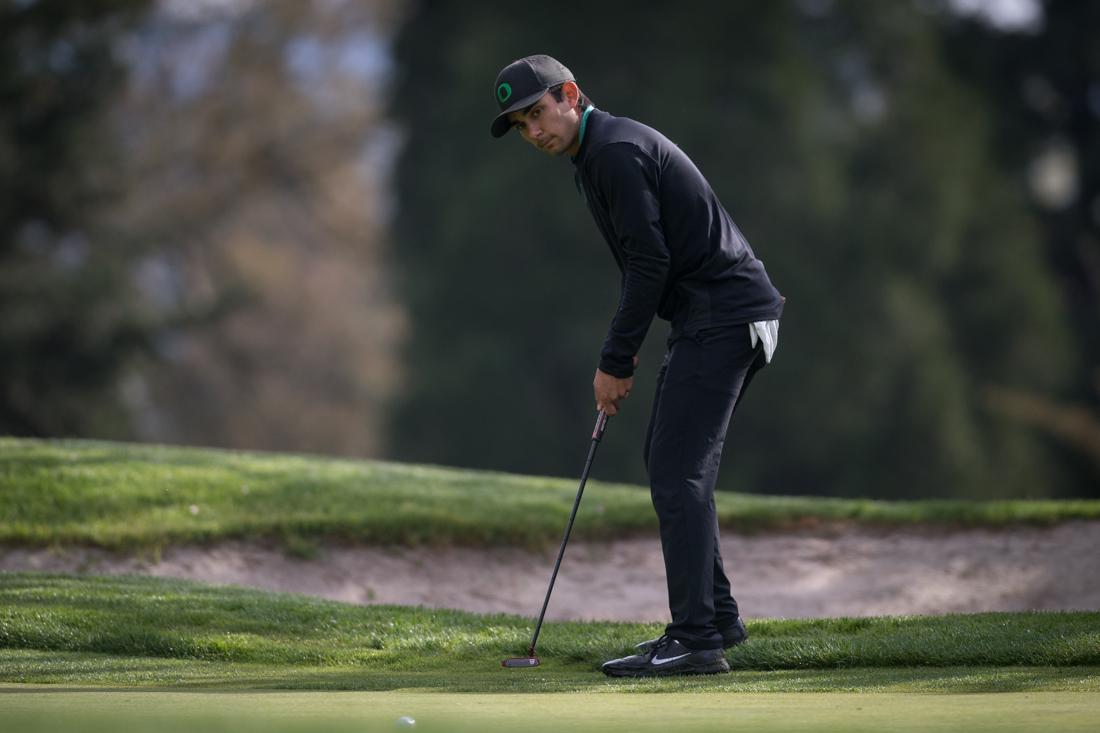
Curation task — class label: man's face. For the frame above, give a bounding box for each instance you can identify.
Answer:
[507,86,581,156]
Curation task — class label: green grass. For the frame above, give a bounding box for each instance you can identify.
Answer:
[1,573,1097,693]
[3,442,1097,733]
[2,437,1098,550]
[4,574,1098,733]
[3,689,1099,733]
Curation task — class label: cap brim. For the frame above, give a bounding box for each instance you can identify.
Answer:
[490,88,549,138]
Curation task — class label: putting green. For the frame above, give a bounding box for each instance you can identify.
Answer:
[2,688,1097,732]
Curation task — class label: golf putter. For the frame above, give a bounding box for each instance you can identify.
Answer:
[502,409,609,668]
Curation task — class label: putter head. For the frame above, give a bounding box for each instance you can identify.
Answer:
[501,656,540,668]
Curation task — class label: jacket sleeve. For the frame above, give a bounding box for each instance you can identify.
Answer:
[590,142,669,378]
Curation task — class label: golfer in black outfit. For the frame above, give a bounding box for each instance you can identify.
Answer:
[491,55,784,677]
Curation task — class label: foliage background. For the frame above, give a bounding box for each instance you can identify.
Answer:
[2,0,1097,499]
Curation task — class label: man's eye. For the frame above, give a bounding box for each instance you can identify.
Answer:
[531,109,540,118]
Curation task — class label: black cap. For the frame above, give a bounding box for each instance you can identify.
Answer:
[490,54,574,138]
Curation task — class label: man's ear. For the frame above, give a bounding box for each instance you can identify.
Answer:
[562,80,580,107]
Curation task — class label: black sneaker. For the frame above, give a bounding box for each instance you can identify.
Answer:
[601,636,730,678]
[634,617,748,655]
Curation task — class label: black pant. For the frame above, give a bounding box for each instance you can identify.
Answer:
[643,325,766,650]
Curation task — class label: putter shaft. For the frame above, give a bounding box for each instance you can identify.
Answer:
[526,410,608,656]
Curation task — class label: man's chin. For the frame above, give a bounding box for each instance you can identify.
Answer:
[536,137,562,155]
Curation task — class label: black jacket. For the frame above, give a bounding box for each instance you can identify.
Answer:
[571,109,785,378]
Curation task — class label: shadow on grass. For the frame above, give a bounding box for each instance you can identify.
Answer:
[3,651,1098,694]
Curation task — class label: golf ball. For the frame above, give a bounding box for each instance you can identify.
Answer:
[396,716,416,727]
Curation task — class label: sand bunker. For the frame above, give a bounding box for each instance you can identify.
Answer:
[4,521,1098,621]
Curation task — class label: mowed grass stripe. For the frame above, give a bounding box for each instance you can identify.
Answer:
[3,690,1100,732]
[3,438,1098,550]
[1,574,1097,678]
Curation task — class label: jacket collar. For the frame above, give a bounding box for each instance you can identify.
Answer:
[571,107,605,167]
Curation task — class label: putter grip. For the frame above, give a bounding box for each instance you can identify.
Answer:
[592,410,609,441]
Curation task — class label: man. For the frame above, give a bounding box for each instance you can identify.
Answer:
[490,55,784,677]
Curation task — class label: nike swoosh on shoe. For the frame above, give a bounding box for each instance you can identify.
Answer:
[650,652,691,665]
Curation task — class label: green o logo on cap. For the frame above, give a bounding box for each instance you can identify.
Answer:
[496,82,512,104]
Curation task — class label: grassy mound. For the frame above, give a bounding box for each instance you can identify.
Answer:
[2,438,1098,550]
[1,573,1097,692]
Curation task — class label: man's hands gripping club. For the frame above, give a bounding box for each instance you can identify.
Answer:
[593,356,639,417]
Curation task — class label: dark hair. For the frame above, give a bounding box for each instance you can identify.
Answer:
[549,83,590,110]
[520,83,590,116]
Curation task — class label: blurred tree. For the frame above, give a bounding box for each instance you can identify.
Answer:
[388,0,1084,497]
[939,0,1100,486]
[106,0,406,456]
[0,0,153,438]
[1,0,406,457]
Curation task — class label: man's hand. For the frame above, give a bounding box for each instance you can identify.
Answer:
[593,356,639,416]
